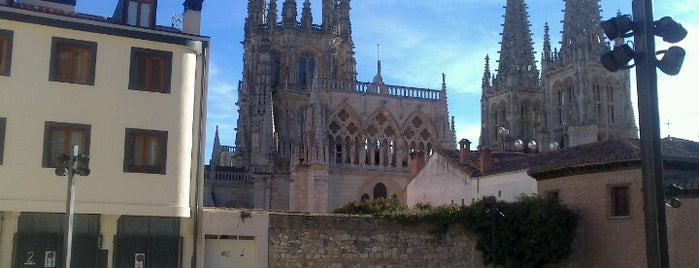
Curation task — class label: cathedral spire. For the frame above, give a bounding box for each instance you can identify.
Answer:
[559,0,607,61]
[494,0,539,90]
[281,0,297,28]
[301,0,312,29]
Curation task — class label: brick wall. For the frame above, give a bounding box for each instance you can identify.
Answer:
[268,214,482,268]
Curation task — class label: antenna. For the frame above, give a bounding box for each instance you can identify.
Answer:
[665,120,672,138]
[171,13,183,30]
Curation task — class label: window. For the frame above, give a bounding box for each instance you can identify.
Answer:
[611,185,630,217]
[129,47,172,93]
[50,38,97,85]
[124,128,167,174]
[0,29,13,76]
[298,54,315,87]
[42,122,90,168]
[373,183,387,199]
[546,191,560,201]
[126,0,154,28]
[0,117,5,164]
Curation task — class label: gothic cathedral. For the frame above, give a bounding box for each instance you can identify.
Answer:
[207,0,456,212]
[207,0,639,212]
[480,0,637,151]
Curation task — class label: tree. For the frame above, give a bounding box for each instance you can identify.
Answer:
[463,195,579,268]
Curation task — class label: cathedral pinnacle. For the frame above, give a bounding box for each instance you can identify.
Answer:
[268,0,278,27]
[494,0,539,90]
[482,54,491,89]
[372,44,384,85]
[301,0,313,29]
[282,0,297,28]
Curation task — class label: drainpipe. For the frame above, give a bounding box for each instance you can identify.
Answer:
[188,39,209,268]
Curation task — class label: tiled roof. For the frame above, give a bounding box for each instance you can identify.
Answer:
[528,137,699,179]
[435,148,531,177]
[436,137,699,180]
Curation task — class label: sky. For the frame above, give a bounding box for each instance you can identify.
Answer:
[76,1,699,161]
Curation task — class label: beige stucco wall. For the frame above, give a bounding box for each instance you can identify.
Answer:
[0,11,206,268]
[0,18,197,217]
[538,168,699,267]
[538,169,646,267]
[406,154,471,206]
[474,171,537,202]
[203,209,269,268]
[406,154,537,207]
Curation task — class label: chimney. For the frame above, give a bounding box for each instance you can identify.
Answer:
[19,0,76,12]
[479,148,492,174]
[459,139,471,165]
[410,151,425,177]
[183,0,204,35]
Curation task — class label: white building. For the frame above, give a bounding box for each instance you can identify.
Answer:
[406,139,537,206]
[0,0,208,267]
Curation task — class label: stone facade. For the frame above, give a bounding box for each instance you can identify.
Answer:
[268,214,480,268]
[202,209,482,268]
[206,0,456,212]
[480,0,638,151]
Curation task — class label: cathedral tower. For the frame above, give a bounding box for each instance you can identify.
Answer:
[540,0,637,149]
[480,0,541,150]
[227,1,455,212]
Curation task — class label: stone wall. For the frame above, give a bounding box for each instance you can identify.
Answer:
[268,214,482,268]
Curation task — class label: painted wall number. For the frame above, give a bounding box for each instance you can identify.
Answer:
[24,251,36,265]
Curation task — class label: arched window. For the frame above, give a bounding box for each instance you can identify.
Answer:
[373,183,387,199]
[361,193,370,202]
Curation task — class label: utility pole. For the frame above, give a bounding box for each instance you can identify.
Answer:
[55,145,90,268]
[631,0,670,266]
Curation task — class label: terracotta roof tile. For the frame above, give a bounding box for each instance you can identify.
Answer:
[438,137,699,179]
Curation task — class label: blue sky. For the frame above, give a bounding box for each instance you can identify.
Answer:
[76,1,699,161]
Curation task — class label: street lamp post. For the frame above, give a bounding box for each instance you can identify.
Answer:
[55,145,90,268]
[632,1,669,266]
[601,1,687,265]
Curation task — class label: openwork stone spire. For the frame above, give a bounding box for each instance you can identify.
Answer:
[559,0,608,62]
[494,0,539,91]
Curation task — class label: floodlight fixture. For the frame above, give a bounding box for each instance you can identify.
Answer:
[601,14,635,40]
[601,44,637,72]
[654,16,687,43]
[656,46,686,76]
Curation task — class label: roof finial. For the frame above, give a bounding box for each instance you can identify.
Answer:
[373,44,384,85]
